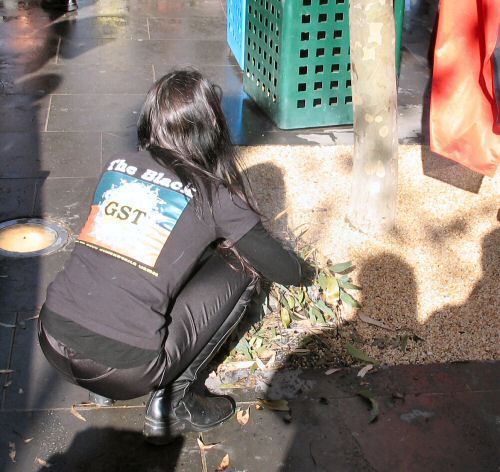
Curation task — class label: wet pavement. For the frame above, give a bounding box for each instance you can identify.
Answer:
[1,0,498,470]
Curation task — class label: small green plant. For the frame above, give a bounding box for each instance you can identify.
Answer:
[267,244,362,330]
[221,235,363,369]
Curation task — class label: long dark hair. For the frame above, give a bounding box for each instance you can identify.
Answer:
[137,70,259,272]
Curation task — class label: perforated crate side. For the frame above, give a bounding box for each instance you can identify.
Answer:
[243,0,284,122]
[227,0,247,69]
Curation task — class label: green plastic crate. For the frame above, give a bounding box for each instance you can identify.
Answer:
[243,0,403,129]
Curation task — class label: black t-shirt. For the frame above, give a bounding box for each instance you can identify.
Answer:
[44,151,260,354]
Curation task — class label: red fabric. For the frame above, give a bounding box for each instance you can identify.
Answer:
[430,0,500,176]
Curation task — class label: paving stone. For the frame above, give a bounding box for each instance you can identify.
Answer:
[96,39,236,68]
[0,9,52,39]
[0,35,58,69]
[0,408,200,471]
[15,63,154,95]
[0,313,16,381]
[47,94,143,133]
[0,178,39,221]
[0,95,50,133]
[338,390,500,472]
[0,250,71,313]
[128,0,224,18]
[101,130,139,161]
[34,177,96,230]
[148,17,227,40]
[3,316,88,411]
[0,65,63,96]
[57,37,103,65]
[51,15,149,40]
[0,132,102,179]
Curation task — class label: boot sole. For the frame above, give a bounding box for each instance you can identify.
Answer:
[143,410,234,446]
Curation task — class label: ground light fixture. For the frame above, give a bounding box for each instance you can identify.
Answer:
[0,218,69,258]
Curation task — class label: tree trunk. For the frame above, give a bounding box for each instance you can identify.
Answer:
[347,0,398,235]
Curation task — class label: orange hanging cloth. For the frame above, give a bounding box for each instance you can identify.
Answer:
[430,0,500,177]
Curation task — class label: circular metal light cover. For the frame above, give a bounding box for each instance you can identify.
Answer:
[0,218,69,258]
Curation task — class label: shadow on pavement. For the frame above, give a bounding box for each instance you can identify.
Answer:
[38,428,185,472]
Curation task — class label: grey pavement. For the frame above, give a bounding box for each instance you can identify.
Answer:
[0,0,498,470]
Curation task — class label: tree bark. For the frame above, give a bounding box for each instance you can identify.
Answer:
[348,0,398,235]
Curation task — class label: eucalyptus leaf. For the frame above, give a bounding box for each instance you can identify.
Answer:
[318,272,328,291]
[310,307,323,324]
[235,338,253,360]
[256,398,290,412]
[346,342,378,365]
[286,296,296,310]
[342,282,362,291]
[329,261,354,273]
[315,309,326,325]
[298,291,305,304]
[315,300,335,318]
[340,289,362,308]
[281,296,290,310]
[324,276,340,304]
[281,308,291,329]
[357,389,379,422]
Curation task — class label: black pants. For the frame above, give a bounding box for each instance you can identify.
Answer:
[39,253,257,400]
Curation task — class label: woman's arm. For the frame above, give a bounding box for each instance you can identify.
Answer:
[234,222,302,286]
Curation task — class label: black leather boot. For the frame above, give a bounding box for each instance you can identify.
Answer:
[41,0,77,12]
[143,384,235,445]
[143,276,258,445]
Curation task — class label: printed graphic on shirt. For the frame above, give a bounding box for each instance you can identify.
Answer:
[78,171,190,272]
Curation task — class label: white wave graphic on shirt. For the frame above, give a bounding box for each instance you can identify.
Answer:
[88,180,171,266]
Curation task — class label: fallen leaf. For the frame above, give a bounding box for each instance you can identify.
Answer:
[256,398,290,412]
[216,453,230,471]
[357,364,374,378]
[35,457,49,467]
[329,261,354,273]
[0,369,14,374]
[236,408,250,425]
[346,343,378,365]
[400,334,409,352]
[359,313,393,331]
[221,361,256,371]
[273,207,289,221]
[324,276,340,304]
[197,435,210,472]
[266,351,276,368]
[357,389,379,423]
[196,436,219,451]
[254,356,266,370]
[8,441,16,463]
[392,391,405,400]
[342,282,362,291]
[280,307,291,329]
[70,405,87,422]
[325,368,342,375]
[218,383,246,390]
[340,290,362,309]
